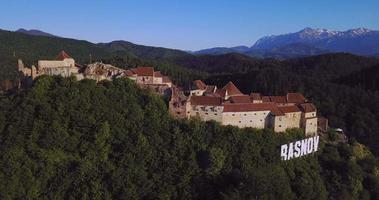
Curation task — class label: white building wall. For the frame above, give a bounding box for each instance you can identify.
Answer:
[188,105,223,122]
[153,77,163,84]
[190,89,206,96]
[222,110,270,128]
[304,117,318,136]
[38,58,75,69]
[304,111,316,119]
[271,115,287,132]
[284,112,302,129]
[136,76,153,84]
[43,67,71,77]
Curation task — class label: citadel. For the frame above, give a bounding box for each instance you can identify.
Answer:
[17,51,325,136]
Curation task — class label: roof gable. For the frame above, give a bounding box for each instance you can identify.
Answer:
[55,51,72,60]
[222,81,243,96]
[132,67,154,76]
[299,103,316,113]
[154,71,163,77]
[193,80,207,90]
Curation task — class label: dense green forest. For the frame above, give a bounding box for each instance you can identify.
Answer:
[336,64,379,92]
[1,76,379,199]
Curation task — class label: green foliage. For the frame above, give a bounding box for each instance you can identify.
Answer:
[0,76,378,199]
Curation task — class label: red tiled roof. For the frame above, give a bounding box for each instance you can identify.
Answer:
[279,105,301,113]
[193,80,207,90]
[55,51,72,60]
[215,89,226,98]
[222,81,243,96]
[271,107,285,116]
[125,70,136,76]
[262,96,271,102]
[132,67,154,76]
[269,96,287,103]
[250,93,262,100]
[229,95,252,104]
[223,102,276,112]
[154,71,163,77]
[190,96,222,106]
[299,103,316,113]
[205,85,216,94]
[287,93,306,103]
[162,76,171,83]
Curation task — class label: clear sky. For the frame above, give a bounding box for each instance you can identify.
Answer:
[1,0,378,50]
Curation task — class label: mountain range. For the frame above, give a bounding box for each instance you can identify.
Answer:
[194,28,379,58]
[15,28,59,38]
[13,27,379,59]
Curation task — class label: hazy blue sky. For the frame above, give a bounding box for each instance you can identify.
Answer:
[1,0,378,50]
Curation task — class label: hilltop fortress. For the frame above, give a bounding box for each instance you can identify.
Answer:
[170,80,319,136]
[18,51,323,135]
[17,51,172,95]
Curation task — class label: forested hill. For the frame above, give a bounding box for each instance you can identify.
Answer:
[0,29,190,63]
[336,63,379,92]
[1,76,379,199]
[98,40,189,59]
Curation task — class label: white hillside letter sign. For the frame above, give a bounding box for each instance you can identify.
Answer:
[281,136,320,161]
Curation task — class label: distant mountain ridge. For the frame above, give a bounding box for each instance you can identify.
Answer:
[11,27,379,59]
[194,27,379,58]
[15,28,59,38]
[193,46,250,55]
[98,40,189,59]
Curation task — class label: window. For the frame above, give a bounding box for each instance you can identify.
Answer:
[232,114,235,116]
[205,113,208,115]
[239,121,241,123]
[244,114,247,116]
[214,113,217,115]
[279,125,282,127]
[254,113,257,115]
[250,120,252,122]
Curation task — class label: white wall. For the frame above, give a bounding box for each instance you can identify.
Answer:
[190,89,205,96]
[304,117,318,136]
[38,58,75,69]
[136,76,153,84]
[222,110,270,128]
[188,105,223,122]
[153,77,163,84]
[284,112,302,129]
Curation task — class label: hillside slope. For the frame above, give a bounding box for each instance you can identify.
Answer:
[336,64,379,91]
[0,76,378,199]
